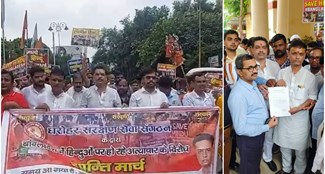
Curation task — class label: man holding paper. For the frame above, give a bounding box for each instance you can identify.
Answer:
[228,54,278,174]
[251,36,280,172]
[274,40,318,174]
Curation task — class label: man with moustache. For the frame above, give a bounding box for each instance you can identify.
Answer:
[1,70,29,116]
[304,47,324,91]
[228,54,278,174]
[66,73,88,108]
[269,34,291,69]
[22,66,52,108]
[274,40,318,174]
[81,64,121,108]
[35,67,75,110]
[251,36,281,172]
[129,68,168,108]
[182,73,215,107]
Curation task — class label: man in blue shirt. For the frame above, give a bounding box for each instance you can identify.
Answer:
[228,54,278,174]
[158,76,182,106]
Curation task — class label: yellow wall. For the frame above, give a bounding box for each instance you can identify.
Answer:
[246,0,316,40]
[287,0,315,40]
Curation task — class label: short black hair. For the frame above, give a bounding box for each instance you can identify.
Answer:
[187,72,206,83]
[50,67,65,78]
[241,38,249,45]
[288,39,307,51]
[158,76,173,88]
[1,69,14,82]
[247,37,255,47]
[251,36,269,48]
[116,78,128,86]
[140,67,156,79]
[130,79,140,85]
[72,73,83,82]
[224,29,239,40]
[29,65,45,78]
[235,54,254,70]
[193,133,214,146]
[93,64,109,75]
[307,41,319,48]
[309,47,324,59]
[271,33,287,44]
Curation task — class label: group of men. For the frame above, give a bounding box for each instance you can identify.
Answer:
[224,29,324,174]
[1,63,219,174]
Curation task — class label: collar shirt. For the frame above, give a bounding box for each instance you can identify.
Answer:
[303,64,324,92]
[66,86,88,108]
[37,90,75,109]
[81,85,122,108]
[129,87,168,107]
[167,92,182,106]
[182,90,215,107]
[256,59,281,80]
[267,54,291,69]
[228,79,269,137]
[21,84,52,108]
[274,66,318,150]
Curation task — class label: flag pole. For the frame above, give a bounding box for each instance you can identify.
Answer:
[2,28,5,65]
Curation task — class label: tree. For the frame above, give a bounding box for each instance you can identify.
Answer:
[92,0,222,79]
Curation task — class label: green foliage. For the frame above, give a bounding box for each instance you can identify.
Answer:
[224,0,249,18]
[92,0,222,79]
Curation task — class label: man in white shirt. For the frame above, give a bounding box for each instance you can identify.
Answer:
[66,73,88,108]
[81,64,121,108]
[22,66,51,108]
[274,40,318,174]
[183,72,215,107]
[251,36,280,172]
[36,67,75,110]
[304,47,324,91]
[129,68,168,108]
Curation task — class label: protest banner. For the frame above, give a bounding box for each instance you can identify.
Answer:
[71,28,100,48]
[2,107,219,174]
[157,63,177,79]
[2,48,49,78]
[303,0,324,23]
[67,58,90,75]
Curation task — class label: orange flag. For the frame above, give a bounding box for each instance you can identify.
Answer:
[34,37,43,49]
[19,10,28,49]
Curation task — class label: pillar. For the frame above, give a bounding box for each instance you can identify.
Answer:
[276,0,289,37]
[251,0,269,39]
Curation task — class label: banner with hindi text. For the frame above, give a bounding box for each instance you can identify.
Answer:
[2,107,219,174]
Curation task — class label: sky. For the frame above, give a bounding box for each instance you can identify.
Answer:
[2,0,177,58]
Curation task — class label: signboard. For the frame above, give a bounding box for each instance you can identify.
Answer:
[67,58,90,75]
[303,0,324,23]
[2,107,219,174]
[56,46,84,57]
[71,28,100,48]
[157,63,177,79]
[2,48,49,78]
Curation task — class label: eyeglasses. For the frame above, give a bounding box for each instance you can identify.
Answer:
[240,64,260,72]
[309,56,321,61]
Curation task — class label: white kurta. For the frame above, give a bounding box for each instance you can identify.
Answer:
[273,66,318,150]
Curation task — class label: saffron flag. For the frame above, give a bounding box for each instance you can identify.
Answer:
[19,10,28,49]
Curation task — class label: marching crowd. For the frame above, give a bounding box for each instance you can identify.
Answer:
[224,29,324,174]
[1,64,218,111]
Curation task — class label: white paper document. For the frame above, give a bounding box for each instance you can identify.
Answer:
[268,87,291,117]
